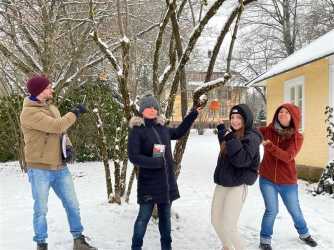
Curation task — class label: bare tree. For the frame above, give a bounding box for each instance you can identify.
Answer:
[91,0,257,184]
[0,0,120,196]
[0,1,109,92]
[231,0,333,113]
[229,0,314,109]
[0,0,257,204]
[302,0,334,43]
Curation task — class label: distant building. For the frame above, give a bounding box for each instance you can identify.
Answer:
[168,70,247,125]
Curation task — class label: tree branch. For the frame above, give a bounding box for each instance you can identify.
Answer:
[0,43,35,74]
[166,0,228,118]
[152,2,173,95]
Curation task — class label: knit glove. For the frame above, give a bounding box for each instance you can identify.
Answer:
[70,104,87,118]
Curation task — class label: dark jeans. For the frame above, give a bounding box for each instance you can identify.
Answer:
[131,203,172,250]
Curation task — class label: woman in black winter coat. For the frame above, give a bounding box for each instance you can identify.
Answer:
[211,104,262,250]
[128,94,200,250]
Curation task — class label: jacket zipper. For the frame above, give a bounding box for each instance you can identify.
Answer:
[274,136,279,182]
[151,127,170,202]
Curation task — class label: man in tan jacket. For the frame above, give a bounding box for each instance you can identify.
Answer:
[20,75,97,250]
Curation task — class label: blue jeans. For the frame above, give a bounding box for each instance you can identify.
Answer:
[132,203,172,250]
[27,166,83,243]
[259,177,310,244]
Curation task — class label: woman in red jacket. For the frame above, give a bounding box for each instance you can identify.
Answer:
[258,103,317,250]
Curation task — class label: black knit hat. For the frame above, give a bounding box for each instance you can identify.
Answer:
[229,106,247,121]
[229,104,254,130]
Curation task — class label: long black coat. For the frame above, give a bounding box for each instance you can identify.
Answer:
[128,110,198,204]
[214,104,262,187]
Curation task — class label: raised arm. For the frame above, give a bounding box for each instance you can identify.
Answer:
[20,109,76,134]
[169,109,199,140]
[217,123,228,144]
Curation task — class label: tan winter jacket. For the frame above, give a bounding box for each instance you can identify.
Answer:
[20,97,77,170]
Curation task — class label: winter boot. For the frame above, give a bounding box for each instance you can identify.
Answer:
[37,243,48,250]
[73,235,97,250]
[259,243,272,250]
[300,236,317,247]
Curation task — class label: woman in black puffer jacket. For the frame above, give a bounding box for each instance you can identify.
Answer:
[211,104,262,250]
[128,94,200,250]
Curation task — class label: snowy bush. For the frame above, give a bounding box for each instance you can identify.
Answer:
[59,81,125,162]
[316,161,334,195]
[0,94,24,162]
[316,106,334,195]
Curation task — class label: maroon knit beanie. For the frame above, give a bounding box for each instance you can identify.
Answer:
[26,75,50,96]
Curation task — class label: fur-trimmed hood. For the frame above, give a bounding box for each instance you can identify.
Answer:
[129,116,165,128]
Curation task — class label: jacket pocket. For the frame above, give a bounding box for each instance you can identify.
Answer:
[39,133,49,159]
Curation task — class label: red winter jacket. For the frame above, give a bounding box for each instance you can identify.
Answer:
[259,103,303,184]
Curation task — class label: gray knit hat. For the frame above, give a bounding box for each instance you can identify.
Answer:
[138,94,160,114]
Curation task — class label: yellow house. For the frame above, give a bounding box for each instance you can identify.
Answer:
[248,29,334,181]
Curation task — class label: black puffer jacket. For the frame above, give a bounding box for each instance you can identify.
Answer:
[128,110,198,204]
[214,104,262,187]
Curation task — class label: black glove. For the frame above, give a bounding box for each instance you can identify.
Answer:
[217,123,228,143]
[70,104,87,118]
[217,123,235,142]
[217,123,227,134]
[62,145,75,163]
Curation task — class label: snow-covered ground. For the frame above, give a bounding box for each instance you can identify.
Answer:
[1,131,333,250]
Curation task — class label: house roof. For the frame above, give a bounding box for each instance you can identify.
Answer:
[247,29,334,86]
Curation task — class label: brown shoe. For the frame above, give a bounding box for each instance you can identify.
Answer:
[73,235,97,250]
[300,236,317,247]
[37,243,48,250]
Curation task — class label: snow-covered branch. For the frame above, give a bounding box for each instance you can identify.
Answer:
[55,55,105,88]
[91,31,122,74]
[170,0,227,92]
[194,73,231,95]
[136,23,160,38]
[0,42,34,74]
[226,0,244,73]
[165,0,228,119]
[152,2,174,95]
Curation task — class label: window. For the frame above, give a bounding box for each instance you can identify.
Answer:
[284,76,305,131]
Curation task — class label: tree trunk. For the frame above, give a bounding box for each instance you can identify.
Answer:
[125,166,137,203]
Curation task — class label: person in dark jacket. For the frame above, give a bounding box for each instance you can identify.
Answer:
[258,103,317,250]
[211,104,262,250]
[128,94,200,250]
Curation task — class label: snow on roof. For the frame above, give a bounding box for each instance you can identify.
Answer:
[247,29,334,86]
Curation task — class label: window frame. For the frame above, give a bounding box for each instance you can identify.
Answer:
[284,76,305,131]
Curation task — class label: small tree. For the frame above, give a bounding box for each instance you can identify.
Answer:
[59,80,129,204]
[316,106,334,195]
[257,108,266,122]
[0,94,24,165]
